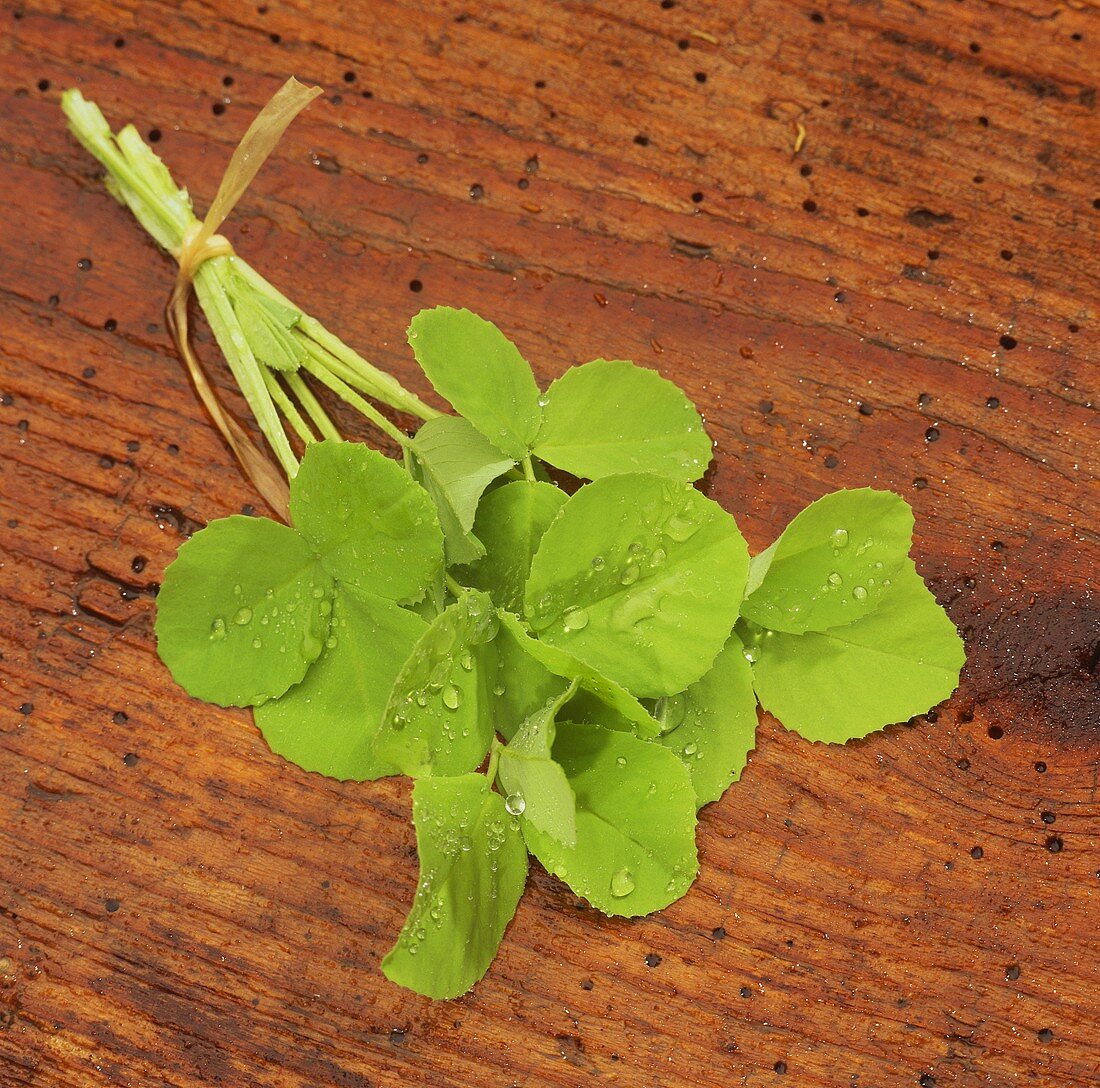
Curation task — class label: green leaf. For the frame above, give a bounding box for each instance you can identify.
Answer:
[525,474,749,697]
[408,307,542,459]
[459,480,568,611]
[408,415,516,565]
[495,612,659,740]
[653,632,758,808]
[382,774,528,999]
[521,723,697,917]
[534,358,711,482]
[740,488,914,634]
[290,440,443,604]
[253,587,427,780]
[155,516,333,707]
[748,561,965,742]
[497,683,578,847]
[375,592,499,776]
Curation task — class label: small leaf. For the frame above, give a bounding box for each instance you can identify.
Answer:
[748,560,965,742]
[290,440,443,604]
[408,307,542,459]
[534,358,711,482]
[497,683,578,846]
[376,592,499,777]
[495,612,658,740]
[521,723,697,917]
[155,516,333,707]
[408,416,515,565]
[382,774,528,999]
[525,473,749,697]
[653,632,758,808]
[459,480,568,611]
[253,587,427,780]
[741,488,914,634]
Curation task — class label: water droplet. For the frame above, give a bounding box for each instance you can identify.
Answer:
[620,563,640,586]
[459,651,474,671]
[234,607,253,625]
[505,793,526,816]
[615,755,627,767]
[209,617,227,641]
[562,607,589,633]
[591,555,605,571]
[831,528,849,548]
[537,393,550,407]
[311,586,326,599]
[251,638,262,649]
[325,635,338,649]
[665,511,700,542]
[492,681,506,696]
[416,692,428,707]
[743,647,758,664]
[683,741,698,757]
[629,540,644,555]
[442,684,462,710]
[610,867,635,897]
[852,585,868,601]
[650,547,667,568]
[459,835,472,852]
[827,571,842,586]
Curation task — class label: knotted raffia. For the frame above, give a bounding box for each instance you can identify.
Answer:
[165,77,323,519]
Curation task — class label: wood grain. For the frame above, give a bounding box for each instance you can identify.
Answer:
[1,0,1097,1085]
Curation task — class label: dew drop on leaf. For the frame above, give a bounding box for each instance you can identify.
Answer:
[562,607,590,632]
[505,792,526,816]
[209,617,227,641]
[831,528,849,548]
[852,585,868,601]
[610,867,636,897]
[620,563,640,586]
[442,684,462,710]
[827,572,842,586]
[234,607,252,625]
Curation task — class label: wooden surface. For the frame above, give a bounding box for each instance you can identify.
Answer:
[1,0,1097,1084]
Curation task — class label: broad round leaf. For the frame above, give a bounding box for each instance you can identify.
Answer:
[749,561,965,742]
[382,774,528,999]
[155,516,334,708]
[740,488,914,634]
[534,359,711,482]
[459,480,568,612]
[375,591,499,777]
[289,440,443,604]
[525,474,749,697]
[653,631,758,808]
[521,723,698,917]
[495,612,658,740]
[408,307,542,459]
[253,587,427,780]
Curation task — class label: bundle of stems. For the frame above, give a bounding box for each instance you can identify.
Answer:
[61,88,439,508]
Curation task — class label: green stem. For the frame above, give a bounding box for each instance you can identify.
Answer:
[521,455,536,482]
[299,351,410,450]
[261,369,316,446]
[444,573,465,598]
[485,738,503,784]
[285,370,342,442]
[192,262,298,477]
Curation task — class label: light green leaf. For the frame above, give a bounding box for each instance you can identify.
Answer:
[408,307,542,459]
[497,682,578,846]
[290,440,443,604]
[375,592,499,776]
[653,632,758,808]
[408,415,516,566]
[253,587,427,780]
[748,561,965,742]
[155,516,333,708]
[495,612,659,740]
[525,474,749,698]
[459,480,568,611]
[521,723,697,917]
[741,488,914,634]
[534,358,711,482]
[382,774,528,999]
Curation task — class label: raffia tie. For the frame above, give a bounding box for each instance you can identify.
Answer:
[164,77,322,520]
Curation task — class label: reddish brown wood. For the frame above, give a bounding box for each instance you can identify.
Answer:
[0,1,1097,1085]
